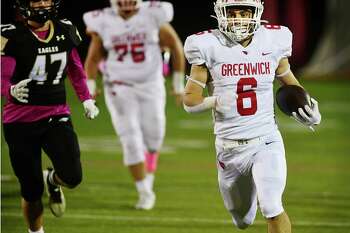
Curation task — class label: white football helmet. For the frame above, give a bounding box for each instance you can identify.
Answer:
[110,0,142,13]
[214,0,265,42]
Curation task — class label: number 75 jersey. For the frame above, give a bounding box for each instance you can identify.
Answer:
[83,1,174,84]
[184,26,293,139]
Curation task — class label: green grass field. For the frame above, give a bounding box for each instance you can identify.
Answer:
[2,79,350,233]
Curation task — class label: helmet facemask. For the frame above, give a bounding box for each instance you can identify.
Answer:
[16,0,60,24]
[214,0,265,42]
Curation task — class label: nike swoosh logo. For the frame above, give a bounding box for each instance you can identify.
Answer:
[262,52,272,56]
[265,141,274,145]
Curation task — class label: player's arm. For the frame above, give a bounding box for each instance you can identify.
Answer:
[276,58,301,86]
[183,64,216,113]
[84,30,105,97]
[159,23,185,105]
[183,64,237,114]
[0,56,31,104]
[1,56,16,100]
[67,48,99,119]
[1,31,32,103]
[276,58,321,128]
[184,64,208,106]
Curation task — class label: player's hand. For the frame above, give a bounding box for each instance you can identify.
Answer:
[10,78,32,103]
[83,99,99,119]
[169,88,184,107]
[292,98,321,130]
[215,91,238,113]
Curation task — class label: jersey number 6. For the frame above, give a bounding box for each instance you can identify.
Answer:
[236,77,257,116]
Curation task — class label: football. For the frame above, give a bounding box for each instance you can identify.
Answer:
[275,85,311,116]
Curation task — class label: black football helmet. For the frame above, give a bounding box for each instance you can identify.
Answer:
[15,0,61,24]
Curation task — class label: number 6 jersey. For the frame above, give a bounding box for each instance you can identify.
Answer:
[83,1,174,84]
[184,26,293,139]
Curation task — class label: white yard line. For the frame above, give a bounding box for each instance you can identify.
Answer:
[2,212,350,228]
[78,137,210,153]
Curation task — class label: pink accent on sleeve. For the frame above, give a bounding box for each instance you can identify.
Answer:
[1,56,16,100]
[67,48,91,102]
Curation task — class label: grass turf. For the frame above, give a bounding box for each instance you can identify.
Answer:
[1,79,350,233]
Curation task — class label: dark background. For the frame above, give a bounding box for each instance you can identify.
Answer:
[2,0,326,71]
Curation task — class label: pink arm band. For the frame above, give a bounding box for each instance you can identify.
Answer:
[67,48,91,102]
[1,56,16,100]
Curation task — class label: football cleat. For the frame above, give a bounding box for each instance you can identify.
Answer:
[135,191,156,210]
[43,168,66,217]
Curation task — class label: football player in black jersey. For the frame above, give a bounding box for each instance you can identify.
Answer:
[1,1,99,232]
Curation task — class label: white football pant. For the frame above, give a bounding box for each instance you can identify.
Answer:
[104,80,166,166]
[215,130,286,229]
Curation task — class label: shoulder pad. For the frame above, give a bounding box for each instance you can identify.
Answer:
[184,32,209,65]
[141,1,174,25]
[1,24,17,38]
[184,30,218,66]
[83,9,108,35]
[262,25,293,58]
[1,24,17,56]
[57,20,82,47]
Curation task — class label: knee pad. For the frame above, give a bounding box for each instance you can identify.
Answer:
[57,170,82,189]
[143,124,165,152]
[142,110,165,151]
[259,199,284,218]
[120,133,144,166]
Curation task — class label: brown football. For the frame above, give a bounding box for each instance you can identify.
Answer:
[275,85,311,116]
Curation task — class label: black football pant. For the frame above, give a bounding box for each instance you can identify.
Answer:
[3,115,82,202]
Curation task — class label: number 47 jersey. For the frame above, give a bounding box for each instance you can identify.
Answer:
[184,25,293,139]
[1,20,82,105]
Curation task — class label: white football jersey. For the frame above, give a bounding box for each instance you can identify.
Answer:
[83,1,173,84]
[184,26,293,139]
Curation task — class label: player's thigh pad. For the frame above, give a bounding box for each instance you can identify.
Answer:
[216,138,258,228]
[3,122,45,201]
[104,85,145,165]
[252,131,286,218]
[42,117,82,188]
[139,82,166,151]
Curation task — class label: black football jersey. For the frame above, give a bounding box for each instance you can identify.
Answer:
[1,19,82,105]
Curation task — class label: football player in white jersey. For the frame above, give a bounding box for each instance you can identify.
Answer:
[83,0,185,210]
[183,0,321,232]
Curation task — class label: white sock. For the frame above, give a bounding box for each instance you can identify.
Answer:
[145,173,155,190]
[135,178,151,194]
[28,226,44,233]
